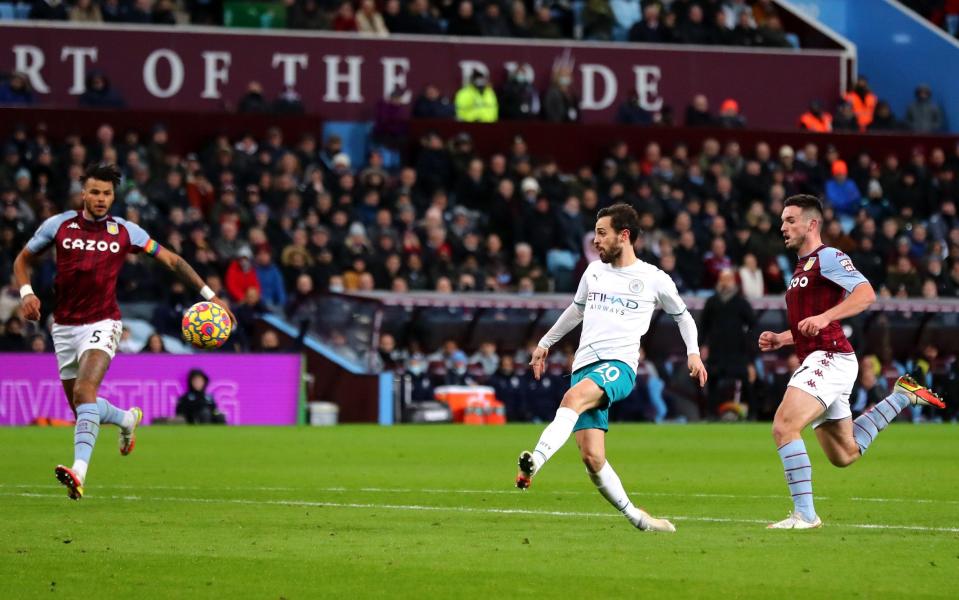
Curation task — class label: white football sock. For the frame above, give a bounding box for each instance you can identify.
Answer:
[532,407,579,471]
[588,461,645,527]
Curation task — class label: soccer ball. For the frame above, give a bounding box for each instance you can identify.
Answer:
[181,301,232,349]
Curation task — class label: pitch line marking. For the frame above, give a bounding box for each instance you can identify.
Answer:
[2,492,957,534]
[1,483,958,505]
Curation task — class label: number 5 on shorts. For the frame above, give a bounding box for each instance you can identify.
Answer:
[593,363,620,385]
[90,330,101,344]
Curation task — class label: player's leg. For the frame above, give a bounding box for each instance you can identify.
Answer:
[851,375,945,456]
[61,377,137,436]
[516,377,605,488]
[768,386,825,529]
[55,349,112,499]
[815,419,861,467]
[576,428,675,532]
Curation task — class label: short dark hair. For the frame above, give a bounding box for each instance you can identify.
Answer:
[596,202,641,243]
[784,194,823,219]
[82,163,121,189]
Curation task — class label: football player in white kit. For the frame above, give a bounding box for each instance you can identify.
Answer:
[515,203,708,532]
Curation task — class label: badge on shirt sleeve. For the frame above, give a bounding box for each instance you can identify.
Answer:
[629,279,644,293]
[107,222,119,235]
[803,257,817,271]
[839,258,856,272]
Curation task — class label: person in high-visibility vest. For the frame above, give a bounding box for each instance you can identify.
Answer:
[798,100,832,132]
[843,76,878,132]
[454,71,498,123]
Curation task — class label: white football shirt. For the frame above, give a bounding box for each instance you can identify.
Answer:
[571,259,687,374]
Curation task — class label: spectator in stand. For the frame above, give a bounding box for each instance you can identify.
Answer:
[616,90,652,125]
[479,1,511,37]
[225,246,261,302]
[677,3,712,45]
[398,0,442,35]
[716,99,745,128]
[448,0,482,36]
[455,71,498,123]
[866,100,903,132]
[757,14,790,47]
[699,269,756,418]
[731,9,759,45]
[288,0,329,30]
[70,0,103,22]
[253,247,287,311]
[685,94,714,127]
[356,0,388,36]
[413,84,456,119]
[332,1,358,31]
[79,72,125,109]
[0,73,34,106]
[499,64,541,121]
[583,0,616,40]
[238,81,270,113]
[30,0,68,20]
[542,66,579,123]
[738,253,765,299]
[798,100,832,132]
[832,101,859,132]
[508,0,531,37]
[844,76,878,132]
[824,160,861,224]
[629,1,667,43]
[529,4,562,39]
[906,84,944,133]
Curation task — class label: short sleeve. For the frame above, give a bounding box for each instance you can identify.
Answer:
[655,271,687,315]
[25,212,76,254]
[118,218,160,255]
[819,248,869,293]
[573,264,591,306]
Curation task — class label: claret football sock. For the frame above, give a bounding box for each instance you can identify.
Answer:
[97,397,135,430]
[853,392,910,455]
[532,407,579,471]
[72,403,100,482]
[777,439,816,523]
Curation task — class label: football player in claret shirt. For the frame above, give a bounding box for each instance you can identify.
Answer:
[13,163,235,500]
[759,195,945,529]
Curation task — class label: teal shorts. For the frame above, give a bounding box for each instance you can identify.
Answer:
[570,360,636,432]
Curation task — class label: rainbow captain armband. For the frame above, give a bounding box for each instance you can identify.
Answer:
[144,239,161,256]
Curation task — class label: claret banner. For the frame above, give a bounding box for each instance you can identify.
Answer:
[0,22,846,128]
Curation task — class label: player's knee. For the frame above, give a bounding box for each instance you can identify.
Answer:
[827,447,859,468]
[560,389,589,412]
[580,448,605,473]
[771,420,799,445]
[72,382,97,405]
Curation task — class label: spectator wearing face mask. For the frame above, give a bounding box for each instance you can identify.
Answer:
[499,64,541,120]
[542,67,579,123]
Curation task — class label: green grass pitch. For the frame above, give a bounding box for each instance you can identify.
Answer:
[1,424,956,598]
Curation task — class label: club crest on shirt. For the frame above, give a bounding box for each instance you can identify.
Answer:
[106,222,119,236]
[629,279,644,293]
[803,257,817,271]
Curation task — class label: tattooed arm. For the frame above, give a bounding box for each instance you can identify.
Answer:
[153,247,237,325]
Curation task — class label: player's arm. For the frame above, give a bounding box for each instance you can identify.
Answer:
[657,273,707,387]
[531,302,584,380]
[531,267,591,380]
[14,212,65,322]
[13,247,42,321]
[797,251,875,337]
[759,329,793,351]
[152,246,236,324]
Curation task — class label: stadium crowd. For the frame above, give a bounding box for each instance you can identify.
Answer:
[11,0,799,46]
[1,115,958,418]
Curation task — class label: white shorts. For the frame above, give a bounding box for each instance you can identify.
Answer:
[51,319,122,380]
[787,350,858,429]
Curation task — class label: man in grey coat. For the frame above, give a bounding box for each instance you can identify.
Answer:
[905,84,944,133]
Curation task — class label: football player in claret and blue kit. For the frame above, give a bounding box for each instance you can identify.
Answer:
[13,163,234,500]
[759,194,945,529]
